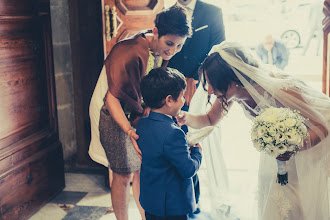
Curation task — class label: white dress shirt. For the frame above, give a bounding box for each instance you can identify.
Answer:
[177,0,197,18]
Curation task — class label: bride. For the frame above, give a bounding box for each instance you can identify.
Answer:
[179,42,329,220]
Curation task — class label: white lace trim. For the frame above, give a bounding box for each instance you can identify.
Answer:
[271,190,292,219]
[257,170,295,220]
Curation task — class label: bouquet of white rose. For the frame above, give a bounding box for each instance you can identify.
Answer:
[251,107,308,185]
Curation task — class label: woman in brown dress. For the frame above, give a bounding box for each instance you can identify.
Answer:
[91,5,192,220]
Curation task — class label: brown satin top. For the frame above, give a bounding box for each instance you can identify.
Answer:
[105,30,168,115]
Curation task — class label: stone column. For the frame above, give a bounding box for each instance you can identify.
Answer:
[50,0,77,167]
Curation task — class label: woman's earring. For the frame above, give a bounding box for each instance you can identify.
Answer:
[235,84,239,87]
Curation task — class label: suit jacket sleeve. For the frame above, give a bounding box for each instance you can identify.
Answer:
[209,8,225,48]
[163,129,202,179]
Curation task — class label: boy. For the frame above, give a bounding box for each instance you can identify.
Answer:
[137,67,202,220]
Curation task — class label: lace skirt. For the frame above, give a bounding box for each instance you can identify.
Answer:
[99,104,140,174]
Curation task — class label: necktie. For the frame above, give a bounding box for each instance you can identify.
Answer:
[268,51,273,65]
[172,116,178,125]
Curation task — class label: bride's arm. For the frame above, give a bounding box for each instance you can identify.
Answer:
[179,99,233,129]
[281,89,328,149]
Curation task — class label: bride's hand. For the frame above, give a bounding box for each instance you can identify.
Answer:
[276,151,294,161]
[176,110,187,126]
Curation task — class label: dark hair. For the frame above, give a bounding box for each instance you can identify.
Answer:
[155,5,192,38]
[199,48,258,111]
[141,67,186,109]
[198,53,236,111]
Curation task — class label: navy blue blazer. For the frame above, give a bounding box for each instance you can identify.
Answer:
[136,111,202,216]
[168,0,226,80]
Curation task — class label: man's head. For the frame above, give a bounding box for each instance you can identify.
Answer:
[263,34,275,51]
[141,67,186,116]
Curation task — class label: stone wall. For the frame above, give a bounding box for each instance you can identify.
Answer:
[50,0,77,167]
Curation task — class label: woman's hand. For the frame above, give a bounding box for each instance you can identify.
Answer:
[184,78,198,106]
[176,110,187,127]
[276,151,294,161]
[143,106,151,116]
[127,129,142,160]
[131,107,151,128]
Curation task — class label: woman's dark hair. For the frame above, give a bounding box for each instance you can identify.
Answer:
[155,5,192,38]
[141,67,186,109]
[198,52,239,111]
[198,48,258,111]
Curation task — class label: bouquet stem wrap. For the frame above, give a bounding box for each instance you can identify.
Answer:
[276,160,288,185]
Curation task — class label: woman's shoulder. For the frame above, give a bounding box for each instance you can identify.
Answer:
[115,30,150,49]
[107,31,151,60]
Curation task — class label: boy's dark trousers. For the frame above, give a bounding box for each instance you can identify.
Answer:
[181,104,200,207]
[145,212,188,220]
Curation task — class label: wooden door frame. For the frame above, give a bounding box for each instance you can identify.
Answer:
[323,0,330,96]
[69,0,105,170]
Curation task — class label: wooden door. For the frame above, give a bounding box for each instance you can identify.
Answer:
[100,0,164,185]
[0,0,65,219]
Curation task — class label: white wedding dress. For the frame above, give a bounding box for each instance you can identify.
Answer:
[190,85,329,220]
[189,42,329,220]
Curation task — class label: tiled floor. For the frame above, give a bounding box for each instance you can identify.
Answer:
[28,173,118,220]
[27,172,214,220]
[27,172,330,220]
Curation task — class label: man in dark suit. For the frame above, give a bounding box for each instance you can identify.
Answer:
[168,0,226,214]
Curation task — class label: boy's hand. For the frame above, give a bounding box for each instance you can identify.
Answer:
[190,143,202,151]
[176,110,187,127]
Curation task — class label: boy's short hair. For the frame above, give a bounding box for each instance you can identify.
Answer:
[141,67,186,109]
[155,5,193,38]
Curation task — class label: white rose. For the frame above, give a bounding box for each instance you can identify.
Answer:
[263,136,273,144]
[265,145,279,158]
[257,126,267,137]
[268,127,277,136]
[275,132,286,143]
[289,133,302,145]
[285,131,295,142]
[284,118,296,127]
[264,115,277,123]
[276,112,286,121]
[276,122,286,131]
